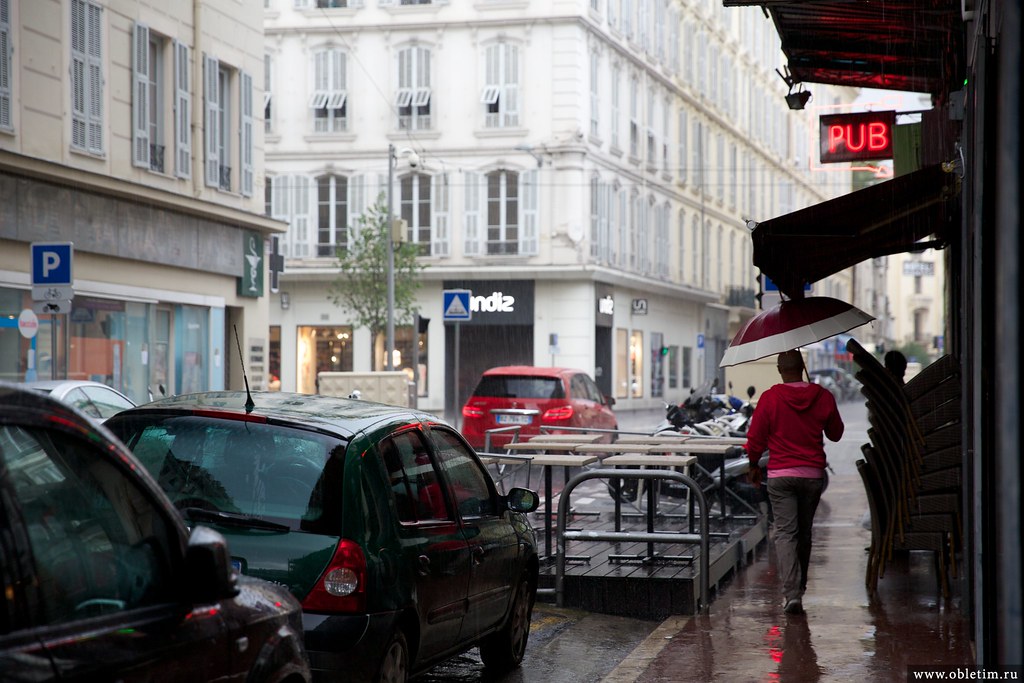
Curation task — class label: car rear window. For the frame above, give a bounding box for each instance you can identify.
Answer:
[472,376,565,399]
[112,415,340,527]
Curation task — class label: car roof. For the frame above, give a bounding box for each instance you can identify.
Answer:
[111,390,448,439]
[481,366,586,378]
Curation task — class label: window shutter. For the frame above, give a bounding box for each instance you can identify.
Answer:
[240,70,254,196]
[520,169,538,255]
[132,23,150,168]
[292,175,312,257]
[70,0,87,149]
[431,173,449,256]
[84,2,103,153]
[349,174,367,244]
[204,54,220,187]
[463,171,481,256]
[173,41,191,178]
[1,0,13,129]
[503,44,519,126]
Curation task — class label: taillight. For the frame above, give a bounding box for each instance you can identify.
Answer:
[542,405,574,421]
[462,405,485,419]
[301,539,367,613]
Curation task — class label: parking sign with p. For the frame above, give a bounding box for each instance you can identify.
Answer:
[31,242,74,286]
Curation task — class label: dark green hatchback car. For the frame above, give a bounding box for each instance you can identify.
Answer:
[104,391,540,683]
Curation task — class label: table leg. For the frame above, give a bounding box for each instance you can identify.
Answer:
[544,465,553,560]
[646,467,656,559]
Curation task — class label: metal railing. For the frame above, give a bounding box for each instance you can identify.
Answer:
[543,468,711,615]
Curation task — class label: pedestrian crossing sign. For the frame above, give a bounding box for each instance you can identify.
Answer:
[443,289,472,321]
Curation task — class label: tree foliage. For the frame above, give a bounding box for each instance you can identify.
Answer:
[327,194,425,341]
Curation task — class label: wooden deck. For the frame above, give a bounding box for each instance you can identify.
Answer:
[534,492,768,619]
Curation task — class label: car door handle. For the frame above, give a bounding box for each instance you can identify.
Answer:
[472,546,485,565]
[418,554,431,576]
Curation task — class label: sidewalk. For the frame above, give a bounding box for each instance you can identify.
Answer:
[602,401,975,682]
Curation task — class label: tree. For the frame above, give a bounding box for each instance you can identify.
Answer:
[328,194,425,367]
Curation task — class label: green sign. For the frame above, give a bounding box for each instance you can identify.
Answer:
[238,231,264,298]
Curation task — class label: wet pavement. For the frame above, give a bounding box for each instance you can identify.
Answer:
[422,401,974,682]
[603,399,975,682]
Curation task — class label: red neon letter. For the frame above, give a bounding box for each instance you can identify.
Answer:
[867,122,889,151]
[845,124,867,152]
[828,125,845,152]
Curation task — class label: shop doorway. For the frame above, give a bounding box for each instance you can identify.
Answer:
[444,324,533,424]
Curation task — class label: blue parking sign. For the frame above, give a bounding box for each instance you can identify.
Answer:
[31,242,74,286]
[697,333,705,350]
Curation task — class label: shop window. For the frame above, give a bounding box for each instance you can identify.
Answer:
[268,326,281,390]
[650,332,664,398]
[629,330,643,397]
[682,346,692,388]
[297,325,353,394]
[668,345,679,389]
[615,327,629,399]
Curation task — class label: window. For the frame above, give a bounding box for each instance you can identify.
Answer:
[400,172,430,254]
[590,175,610,263]
[264,53,273,133]
[650,332,664,398]
[270,174,313,257]
[629,330,644,397]
[316,173,348,257]
[397,46,430,130]
[297,325,353,393]
[174,41,191,179]
[482,43,519,128]
[646,90,656,165]
[203,56,254,194]
[317,0,348,6]
[610,65,620,149]
[629,75,639,158]
[310,49,347,133]
[668,345,679,389]
[589,51,599,138]
[1,424,177,624]
[682,346,692,387]
[677,209,685,282]
[429,428,496,519]
[71,0,103,154]
[132,24,167,172]
[382,430,449,523]
[463,169,537,256]
[655,202,669,278]
[1,0,12,131]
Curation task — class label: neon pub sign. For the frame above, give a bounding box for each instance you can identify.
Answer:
[819,111,896,163]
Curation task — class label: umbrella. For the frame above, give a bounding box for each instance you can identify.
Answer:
[720,296,875,367]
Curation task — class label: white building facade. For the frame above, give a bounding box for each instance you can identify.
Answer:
[264,0,857,420]
[1,0,278,402]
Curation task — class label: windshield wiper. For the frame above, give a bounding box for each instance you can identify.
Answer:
[182,507,291,532]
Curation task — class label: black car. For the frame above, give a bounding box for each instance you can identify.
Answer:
[104,390,541,683]
[0,382,311,683]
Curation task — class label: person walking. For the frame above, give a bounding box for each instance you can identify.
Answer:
[746,349,844,615]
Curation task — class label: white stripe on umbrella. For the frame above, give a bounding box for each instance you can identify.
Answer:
[720,298,875,367]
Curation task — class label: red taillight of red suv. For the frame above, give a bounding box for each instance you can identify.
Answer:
[542,405,574,421]
[301,539,367,613]
[462,405,485,419]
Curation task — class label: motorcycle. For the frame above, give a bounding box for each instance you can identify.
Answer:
[608,381,756,504]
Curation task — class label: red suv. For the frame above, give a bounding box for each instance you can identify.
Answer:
[461,366,618,450]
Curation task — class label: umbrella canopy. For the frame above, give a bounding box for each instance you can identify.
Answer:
[720,296,875,367]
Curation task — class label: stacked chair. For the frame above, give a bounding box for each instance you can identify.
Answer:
[847,339,963,598]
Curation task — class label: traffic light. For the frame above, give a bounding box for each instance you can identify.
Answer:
[660,346,669,356]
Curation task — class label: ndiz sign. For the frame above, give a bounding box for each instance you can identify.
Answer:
[819,111,896,163]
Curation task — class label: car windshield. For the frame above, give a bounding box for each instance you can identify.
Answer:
[111,415,339,528]
[472,376,565,399]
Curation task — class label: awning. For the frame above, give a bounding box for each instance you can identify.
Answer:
[721,0,964,99]
[751,163,960,300]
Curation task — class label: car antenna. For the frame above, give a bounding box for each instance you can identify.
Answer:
[233,324,256,413]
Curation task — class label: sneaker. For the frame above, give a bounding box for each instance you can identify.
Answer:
[783,598,804,615]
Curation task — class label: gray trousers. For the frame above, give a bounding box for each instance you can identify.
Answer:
[767,476,825,602]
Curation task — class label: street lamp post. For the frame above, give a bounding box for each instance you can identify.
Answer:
[386,144,396,371]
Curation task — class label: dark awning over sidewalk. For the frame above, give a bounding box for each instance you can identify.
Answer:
[751,163,960,300]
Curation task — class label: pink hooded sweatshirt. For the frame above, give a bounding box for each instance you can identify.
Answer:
[745,381,844,471]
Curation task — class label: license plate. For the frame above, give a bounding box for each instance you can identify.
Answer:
[496,414,532,425]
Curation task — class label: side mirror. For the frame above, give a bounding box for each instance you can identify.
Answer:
[747,386,756,399]
[185,526,239,604]
[506,487,540,514]
[605,395,616,407]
